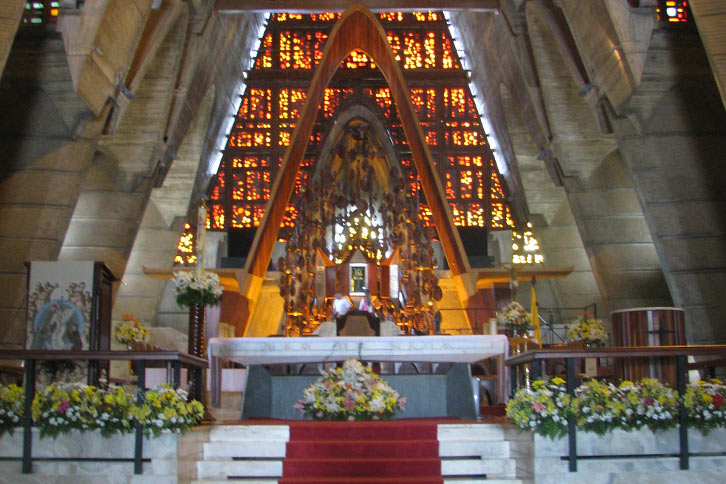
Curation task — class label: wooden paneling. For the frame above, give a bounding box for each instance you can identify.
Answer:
[611,308,686,386]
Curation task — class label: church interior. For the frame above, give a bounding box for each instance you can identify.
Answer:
[1,0,726,483]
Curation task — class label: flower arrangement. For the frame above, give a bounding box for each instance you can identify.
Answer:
[617,378,678,431]
[132,385,204,437]
[294,359,406,421]
[507,377,681,438]
[0,384,23,436]
[567,313,608,347]
[173,270,223,307]
[505,377,574,438]
[113,314,149,348]
[32,383,135,438]
[573,379,622,435]
[683,378,726,435]
[0,382,206,439]
[496,301,531,335]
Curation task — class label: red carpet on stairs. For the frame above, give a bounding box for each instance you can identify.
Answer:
[278,421,443,484]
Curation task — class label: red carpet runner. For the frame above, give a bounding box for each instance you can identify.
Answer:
[279,421,443,484]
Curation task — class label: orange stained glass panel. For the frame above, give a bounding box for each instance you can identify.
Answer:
[279,88,307,119]
[280,31,292,69]
[467,203,484,227]
[232,156,270,169]
[231,204,254,228]
[274,13,302,21]
[409,88,437,119]
[419,204,433,226]
[310,12,340,22]
[476,170,485,200]
[343,50,376,69]
[379,12,404,22]
[459,170,473,199]
[450,202,464,226]
[413,11,439,22]
[440,33,460,69]
[320,88,354,117]
[363,87,394,118]
[490,165,506,198]
[403,32,423,69]
[281,204,299,227]
[239,89,272,119]
[444,172,456,199]
[208,204,225,230]
[255,33,274,69]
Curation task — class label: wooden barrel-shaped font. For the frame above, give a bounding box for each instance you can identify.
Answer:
[610,307,685,386]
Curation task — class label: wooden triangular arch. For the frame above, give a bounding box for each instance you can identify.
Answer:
[244,5,470,279]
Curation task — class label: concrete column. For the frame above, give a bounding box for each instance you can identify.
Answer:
[612,28,726,343]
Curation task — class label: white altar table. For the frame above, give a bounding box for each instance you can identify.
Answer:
[207,335,508,410]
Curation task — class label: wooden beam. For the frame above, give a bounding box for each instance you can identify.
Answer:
[125,0,187,94]
[215,0,500,13]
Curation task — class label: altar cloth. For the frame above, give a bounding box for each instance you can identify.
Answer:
[207,335,508,407]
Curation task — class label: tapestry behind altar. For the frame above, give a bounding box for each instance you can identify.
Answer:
[26,261,94,351]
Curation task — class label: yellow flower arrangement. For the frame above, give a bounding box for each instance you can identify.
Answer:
[567,313,608,346]
[32,383,135,438]
[507,377,681,439]
[10,382,205,439]
[0,384,24,436]
[113,314,150,347]
[132,385,204,437]
[683,379,726,434]
[506,377,575,438]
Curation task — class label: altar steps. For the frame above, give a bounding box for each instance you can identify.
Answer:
[191,423,524,484]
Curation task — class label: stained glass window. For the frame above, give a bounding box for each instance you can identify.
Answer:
[186,9,515,260]
[21,1,59,26]
[656,1,689,23]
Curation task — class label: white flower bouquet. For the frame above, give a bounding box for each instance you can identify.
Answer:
[496,301,531,335]
[173,270,223,307]
[294,359,406,421]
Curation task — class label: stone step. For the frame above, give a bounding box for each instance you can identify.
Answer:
[439,439,511,457]
[442,457,517,477]
[197,459,283,479]
[438,424,505,441]
[208,425,289,442]
[443,479,523,484]
[192,480,278,484]
[204,441,287,459]
[192,480,524,484]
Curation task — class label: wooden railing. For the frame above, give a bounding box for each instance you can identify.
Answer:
[506,345,726,472]
[0,350,208,475]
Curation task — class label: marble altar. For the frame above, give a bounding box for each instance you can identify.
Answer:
[207,335,508,415]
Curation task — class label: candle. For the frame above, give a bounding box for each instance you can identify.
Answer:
[197,199,207,273]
